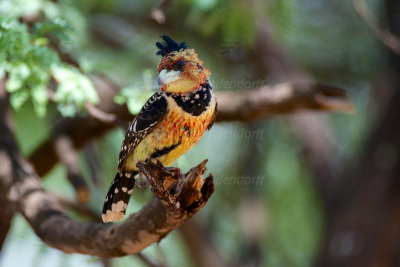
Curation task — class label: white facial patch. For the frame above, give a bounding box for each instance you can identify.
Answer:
[158,69,181,85]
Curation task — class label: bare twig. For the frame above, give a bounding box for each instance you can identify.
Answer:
[137,252,165,267]
[85,102,128,130]
[353,0,400,55]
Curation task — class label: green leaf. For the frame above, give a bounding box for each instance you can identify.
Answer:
[31,19,72,42]
[10,89,29,110]
[51,64,98,116]
[31,84,48,117]
[6,63,30,92]
[0,17,62,116]
[56,103,77,117]
[114,87,155,115]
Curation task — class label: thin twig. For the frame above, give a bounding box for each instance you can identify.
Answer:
[85,102,128,130]
[353,0,400,55]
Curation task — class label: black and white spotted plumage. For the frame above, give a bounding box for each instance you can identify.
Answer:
[102,92,168,222]
[101,171,137,222]
[117,91,168,171]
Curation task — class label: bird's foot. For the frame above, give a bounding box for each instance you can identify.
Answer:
[136,159,214,215]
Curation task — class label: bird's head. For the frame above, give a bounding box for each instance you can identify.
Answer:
[156,35,211,94]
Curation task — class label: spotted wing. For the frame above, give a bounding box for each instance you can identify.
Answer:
[117,91,168,171]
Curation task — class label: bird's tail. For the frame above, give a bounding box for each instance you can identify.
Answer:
[102,171,137,223]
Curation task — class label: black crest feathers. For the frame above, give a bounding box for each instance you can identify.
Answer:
[156,35,188,57]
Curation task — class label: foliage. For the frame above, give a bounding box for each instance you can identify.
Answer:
[0,14,97,117]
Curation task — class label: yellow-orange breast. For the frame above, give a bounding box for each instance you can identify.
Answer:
[124,95,216,171]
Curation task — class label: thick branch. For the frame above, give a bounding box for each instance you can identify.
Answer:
[0,93,214,257]
[30,81,353,177]
[8,158,212,257]
[216,83,354,122]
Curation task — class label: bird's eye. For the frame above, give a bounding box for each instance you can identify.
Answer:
[173,59,186,71]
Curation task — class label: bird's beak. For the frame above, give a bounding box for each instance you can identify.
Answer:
[158,69,181,85]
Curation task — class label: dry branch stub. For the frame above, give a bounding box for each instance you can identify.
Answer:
[136,159,214,216]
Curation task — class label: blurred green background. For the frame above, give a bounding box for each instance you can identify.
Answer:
[0,0,390,266]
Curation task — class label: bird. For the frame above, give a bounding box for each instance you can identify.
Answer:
[102,35,217,223]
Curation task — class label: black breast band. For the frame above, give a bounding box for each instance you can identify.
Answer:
[167,81,213,116]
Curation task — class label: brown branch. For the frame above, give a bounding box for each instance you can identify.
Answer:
[30,81,354,178]
[30,76,131,177]
[136,253,165,267]
[28,14,354,179]
[216,83,354,122]
[54,194,165,267]
[0,84,214,257]
[0,81,17,250]
[85,102,128,129]
[1,131,214,257]
[0,193,15,251]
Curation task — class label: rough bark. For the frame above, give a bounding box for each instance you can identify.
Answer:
[0,88,214,257]
[0,82,17,251]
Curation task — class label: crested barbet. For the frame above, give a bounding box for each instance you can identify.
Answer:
[102,35,217,222]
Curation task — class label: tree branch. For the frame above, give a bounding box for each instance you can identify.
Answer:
[0,81,17,250]
[30,80,354,177]
[0,87,214,256]
[216,82,354,122]
[54,194,165,266]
